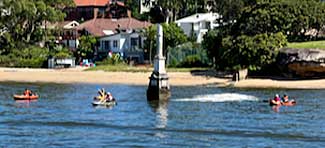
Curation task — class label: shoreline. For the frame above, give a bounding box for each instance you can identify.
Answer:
[1,67,325,89]
[0,67,230,87]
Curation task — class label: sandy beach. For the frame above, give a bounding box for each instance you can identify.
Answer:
[0,67,230,86]
[1,67,325,89]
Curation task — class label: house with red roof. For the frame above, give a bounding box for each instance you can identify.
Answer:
[77,18,152,63]
[65,0,129,21]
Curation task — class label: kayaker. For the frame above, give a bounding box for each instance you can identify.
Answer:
[97,88,108,103]
[281,94,289,103]
[23,89,32,96]
[106,92,114,102]
[271,94,281,105]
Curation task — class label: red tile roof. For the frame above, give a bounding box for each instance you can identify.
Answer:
[73,0,110,6]
[77,18,152,37]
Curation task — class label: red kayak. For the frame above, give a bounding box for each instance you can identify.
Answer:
[13,95,39,100]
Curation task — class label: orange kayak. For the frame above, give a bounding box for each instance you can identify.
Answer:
[13,95,39,100]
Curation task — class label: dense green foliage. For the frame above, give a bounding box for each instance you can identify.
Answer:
[76,35,97,61]
[203,0,325,71]
[221,33,287,70]
[49,45,73,58]
[232,0,325,41]
[0,46,49,67]
[0,0,74,67]
[96,53,125,65]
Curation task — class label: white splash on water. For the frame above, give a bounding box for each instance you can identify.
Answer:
[174,93,259,102]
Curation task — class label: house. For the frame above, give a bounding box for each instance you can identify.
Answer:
[99,31,145,63]
[57,21,80,49]
[45,21,80,50]
[175,12,221,43]
[77,18,151,63]
[65,0,129,21]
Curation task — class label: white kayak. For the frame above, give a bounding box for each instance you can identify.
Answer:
[92,100,117,107]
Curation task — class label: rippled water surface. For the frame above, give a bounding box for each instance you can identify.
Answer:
[0,82,325,147]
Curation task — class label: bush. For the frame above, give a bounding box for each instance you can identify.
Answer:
[50,45,72,58]
[0,46,49,68]
[96,53,125,65]
[219,32,287,71]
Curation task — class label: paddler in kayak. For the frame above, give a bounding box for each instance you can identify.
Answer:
[270,94,281,105]
[281,94,296,105]
[106,92,115,102]
[94,88,107,102]
[23,88,32,96]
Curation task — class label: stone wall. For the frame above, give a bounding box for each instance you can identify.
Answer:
[277,48,325,78]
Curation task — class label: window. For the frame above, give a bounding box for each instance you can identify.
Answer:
[131,37,138,47]
[113,40,118,48]
[205,22,211,29]
[104,41,110,50]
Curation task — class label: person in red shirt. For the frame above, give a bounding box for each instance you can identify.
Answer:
[23,89,32,96]
[271,94,281,105]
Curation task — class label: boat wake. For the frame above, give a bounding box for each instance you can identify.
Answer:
[174,93,259,102]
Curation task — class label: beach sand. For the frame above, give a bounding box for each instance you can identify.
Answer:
[1,67,325,89]
[0,67,230,86]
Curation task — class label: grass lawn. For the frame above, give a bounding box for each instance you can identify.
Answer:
[287,40,325,49]
[86,64,210,72]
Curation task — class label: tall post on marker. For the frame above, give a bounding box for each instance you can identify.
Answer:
[147,4,170,101]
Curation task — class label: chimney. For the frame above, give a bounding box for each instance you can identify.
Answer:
[127,10,131,18]
[94,8,99,19]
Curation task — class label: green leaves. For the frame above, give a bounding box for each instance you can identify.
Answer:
[0,0,72,47]
[203,0,325,71]
[78,35,97,59]
[224,33,287,71]
[233,0,325,41]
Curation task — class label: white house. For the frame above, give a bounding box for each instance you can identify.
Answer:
[77,18,151,63]
[175,12,221,43]
[45,21,80,49]
[58,21,80,49]
[98,31,145,63]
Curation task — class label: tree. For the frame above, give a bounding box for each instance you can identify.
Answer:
[77,35,97,61]
[203,0,325,71]
[230,0,325,41]
[0,0,73,49]
[218,33,287,71]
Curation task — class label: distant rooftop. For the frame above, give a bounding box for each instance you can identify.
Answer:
[73,0,109,7]
[77,18,151,36]
[73,0,125,7]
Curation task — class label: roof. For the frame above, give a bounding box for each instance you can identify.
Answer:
[44,21,79,29]
[73,0,109,7]
[77,18,152,37]
[175,13,221,23]
[73,0,125,7]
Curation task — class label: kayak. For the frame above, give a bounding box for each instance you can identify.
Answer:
[269,99,296,106]
[92,100,117,107]
[13,95,39,100]
[281,100,296,106]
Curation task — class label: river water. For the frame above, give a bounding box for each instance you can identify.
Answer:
[0,82,324,147]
